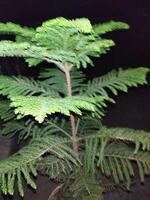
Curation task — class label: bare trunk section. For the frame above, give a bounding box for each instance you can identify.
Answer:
[64,69,78,156]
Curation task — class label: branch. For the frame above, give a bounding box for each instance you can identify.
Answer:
[48,184,63,200]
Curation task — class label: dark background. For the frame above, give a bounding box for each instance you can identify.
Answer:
[0,0,150,199]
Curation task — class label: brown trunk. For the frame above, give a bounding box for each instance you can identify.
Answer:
[64,69,78,156]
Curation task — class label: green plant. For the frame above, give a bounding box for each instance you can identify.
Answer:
[0,17,149,200]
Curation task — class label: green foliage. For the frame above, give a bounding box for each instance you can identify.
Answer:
[69,170,103,200]
[81,126,150,175]
[0,41,73,65]
[0,22,35,38]
[84,67,149,100]
[39,67,86,95]
[0,75,59,97]
[2,117,71,141]
[0,17,149,199]
[101,143,150,188]
[0,135,77,196]
[0,100,15,121]
[93,20,129,35]
[36,17,93,33]
[38,155,74,179]
[10,95,105,123]
[98,127,150,152]
[0,17,116,68]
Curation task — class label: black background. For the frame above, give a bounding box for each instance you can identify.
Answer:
[0,0,150,199]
